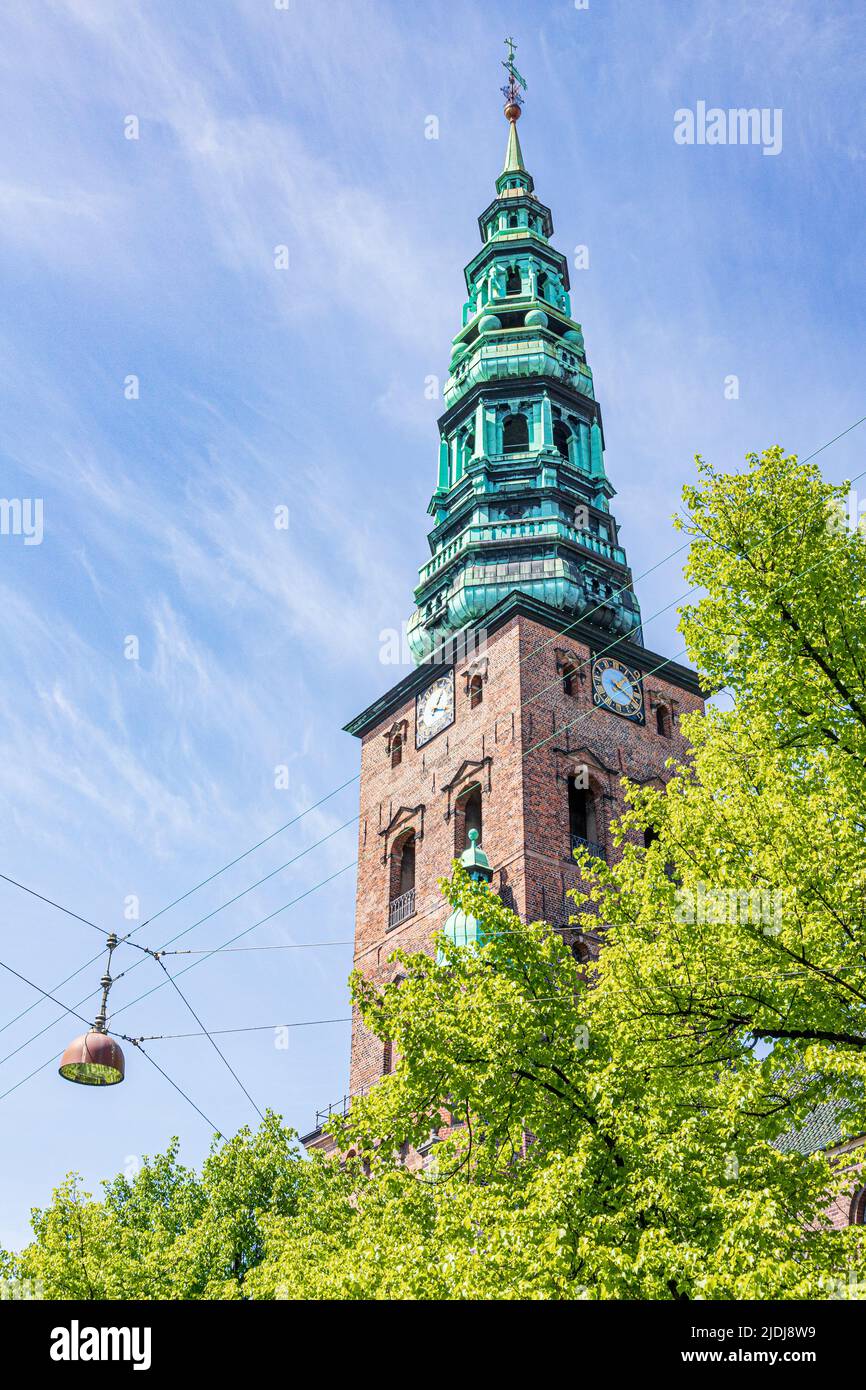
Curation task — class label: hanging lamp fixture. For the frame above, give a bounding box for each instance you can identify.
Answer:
[58,933,125,1086]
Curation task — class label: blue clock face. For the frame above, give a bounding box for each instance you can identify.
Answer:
[601,666,635,706]
[592,656,644,721]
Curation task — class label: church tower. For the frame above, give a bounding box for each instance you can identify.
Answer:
[303,52,703,1143]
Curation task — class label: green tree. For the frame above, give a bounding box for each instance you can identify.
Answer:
[248,867,856,1300]
[7,447,865,1300]
[581,448,866,1132]
[1,1113,301,1299]
[249,447,866,1300]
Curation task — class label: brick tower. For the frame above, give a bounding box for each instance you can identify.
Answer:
[303,55,703,1144]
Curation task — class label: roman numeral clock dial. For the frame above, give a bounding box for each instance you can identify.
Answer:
[592,655,645,723]
[415,671,455,747]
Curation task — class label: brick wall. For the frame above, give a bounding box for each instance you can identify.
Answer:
[347,612,703,1094]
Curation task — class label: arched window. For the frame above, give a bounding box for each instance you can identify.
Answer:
[569,779,602,857]
[508,213,518,229]
[506,265,522,294]
[656,705,671,737]
[562,662,577,696]
[398,835,415,894]
[850,1188,866,1225]
[390,731,403,768]
[553,421,571,460]
[571,938,591,965]
[457,430,474,476]
[389,831,416,927]
[537,271,549,302]
[468,674,483,709]
[455,785,482,855]
[503,413,529,453]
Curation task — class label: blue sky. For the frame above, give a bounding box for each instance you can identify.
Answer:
[0,0,863,1248]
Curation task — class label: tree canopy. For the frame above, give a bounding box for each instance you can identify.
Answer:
[4,447,865,1300]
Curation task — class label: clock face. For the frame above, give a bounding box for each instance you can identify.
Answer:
[415,671,455,747]
[592,656,644,722]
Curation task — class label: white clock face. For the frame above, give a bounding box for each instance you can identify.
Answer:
[415,672,455,747]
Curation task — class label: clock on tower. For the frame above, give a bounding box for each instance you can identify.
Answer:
[301,46,705,1153]
[415,671,455,747]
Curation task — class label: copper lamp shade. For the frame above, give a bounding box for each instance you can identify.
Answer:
[59,1030,125,1086]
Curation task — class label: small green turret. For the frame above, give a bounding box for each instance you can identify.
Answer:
[438,830,494,959]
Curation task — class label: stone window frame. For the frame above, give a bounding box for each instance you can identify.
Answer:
[383,718,409,768]
[462,656,489,708]
[849,1186,866,1225]
[388,827,416,899]
[453,781,483,858]
[552,745,617,864]
[554,646,586,696]
[379,803,425,864]
[441,756,492,823]
[648,691,679,736]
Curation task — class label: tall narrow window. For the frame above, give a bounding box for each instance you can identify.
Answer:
[656,705,671,737]
[455,785,482,855]
[562,662,577,696]
[382,1040,393,1075]
[468,674,483,708]
[506,265,522,294]
[389,832,416,928]
[569,780,602,859]
[390,732,403,768]
[503,413,529,453]
[398,836,415,895]
[553,421,571,460]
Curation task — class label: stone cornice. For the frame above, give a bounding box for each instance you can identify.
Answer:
[343,593,706,739]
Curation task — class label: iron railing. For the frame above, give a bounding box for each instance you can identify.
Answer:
[388,887,416,929]
[312,1081,373,1132]
[570,834,606,862]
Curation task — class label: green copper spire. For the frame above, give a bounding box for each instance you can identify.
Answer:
[405,47,643,664]
[502,112,526,174]
[497,36,533,195]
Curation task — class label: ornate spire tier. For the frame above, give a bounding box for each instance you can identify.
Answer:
[406,42,643,664]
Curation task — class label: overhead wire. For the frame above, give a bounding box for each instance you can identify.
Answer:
[150,954,265,1121]
[0,862,358,1092]
[0,413,863,1111]
[5,409,863,1028]
[132,1042,224,1138]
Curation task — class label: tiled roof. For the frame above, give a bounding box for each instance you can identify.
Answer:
[775,1097,849,1155]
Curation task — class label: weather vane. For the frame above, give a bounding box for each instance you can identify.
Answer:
[501,35,527,120]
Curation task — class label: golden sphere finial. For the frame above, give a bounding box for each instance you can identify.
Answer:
[504,101,522,123]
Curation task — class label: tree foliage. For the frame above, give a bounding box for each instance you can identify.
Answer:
[5,448,865,1299]
[1,1115,302,1299]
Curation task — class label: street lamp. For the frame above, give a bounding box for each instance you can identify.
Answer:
[58,933,125,1086]
[58,1029,125,1086]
